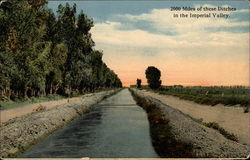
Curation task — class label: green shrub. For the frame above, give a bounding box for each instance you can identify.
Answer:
[205,122,238,142]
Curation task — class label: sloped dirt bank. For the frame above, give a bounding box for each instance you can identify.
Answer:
[0,89,122,158]
[137,89,249,145]
[130,88,249,158]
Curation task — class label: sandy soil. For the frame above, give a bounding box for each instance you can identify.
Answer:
[138,89,249,145]
[0,93,93,123]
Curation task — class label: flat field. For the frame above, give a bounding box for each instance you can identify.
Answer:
[153,86,250,107]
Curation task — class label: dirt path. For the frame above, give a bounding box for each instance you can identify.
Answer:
[0,94,94,123]
[137,89,249,145]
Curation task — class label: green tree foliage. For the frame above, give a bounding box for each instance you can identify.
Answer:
[136,79,142,88]
[145,66,162,89]
[0,1,122,100]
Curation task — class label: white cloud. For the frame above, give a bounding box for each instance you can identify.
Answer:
[117,4,249,34]
[91,20,249,51]
[91,4,249,51]
[90,4,249,86]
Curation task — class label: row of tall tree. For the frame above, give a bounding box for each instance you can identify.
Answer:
[0,0,122,100]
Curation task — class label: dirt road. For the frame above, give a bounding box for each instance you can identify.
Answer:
[0,94,94,123]
[137,89,249,145]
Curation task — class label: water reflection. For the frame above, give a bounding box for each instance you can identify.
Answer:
[21,89,158,158]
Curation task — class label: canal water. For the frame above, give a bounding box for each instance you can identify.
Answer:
[21,89,158,158]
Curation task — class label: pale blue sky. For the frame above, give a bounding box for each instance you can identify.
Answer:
[46,1,249,86]
[47,0,249,34]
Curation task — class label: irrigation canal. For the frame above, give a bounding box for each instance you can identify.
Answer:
[20,89,159,158]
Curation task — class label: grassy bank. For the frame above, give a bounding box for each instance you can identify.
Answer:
[0,88,119,110]
[0,94,64,110]
[186,116,238,142]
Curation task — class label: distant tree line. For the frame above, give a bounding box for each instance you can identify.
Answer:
[0,0,122,100]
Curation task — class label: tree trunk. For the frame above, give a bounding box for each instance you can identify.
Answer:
[23,87,28,99]
[50,83,53,94]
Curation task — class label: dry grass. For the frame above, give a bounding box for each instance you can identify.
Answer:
[33,104,46,112]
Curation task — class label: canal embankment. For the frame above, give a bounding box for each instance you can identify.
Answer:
[130,88,249,158]
[0,89,121,158]
[20,89,158,158]
[132,88,249,145]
